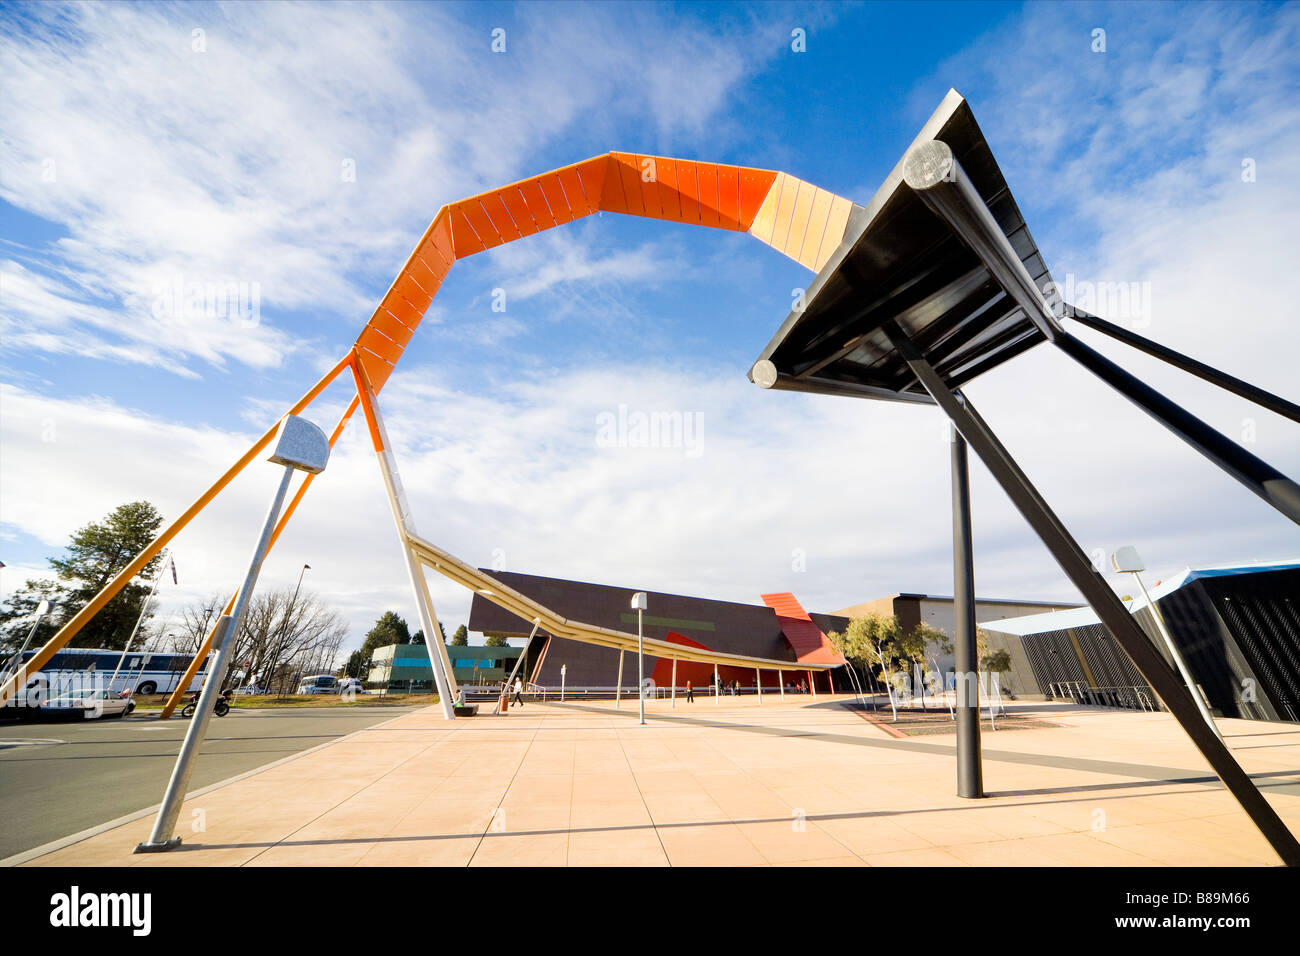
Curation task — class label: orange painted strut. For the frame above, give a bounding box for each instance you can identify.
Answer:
[159,394,361,718]
[0,353,356,710]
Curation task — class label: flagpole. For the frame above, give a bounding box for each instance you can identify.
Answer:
[108,553,173,696]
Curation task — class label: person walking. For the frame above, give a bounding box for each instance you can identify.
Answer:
[686,680,694,703]
[512,676,524,707]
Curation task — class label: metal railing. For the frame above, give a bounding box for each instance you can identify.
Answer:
[1049,680,1161,712]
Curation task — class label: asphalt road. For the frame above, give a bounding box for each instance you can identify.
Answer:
[0,705,417,860]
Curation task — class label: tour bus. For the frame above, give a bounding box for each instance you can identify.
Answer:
[2,647,210,707]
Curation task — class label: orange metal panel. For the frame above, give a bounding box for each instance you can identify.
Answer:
[738,168,778,230]
[614,153,645,216]
[458,199,504,252]
[450,205,486,256]
[391,271,433,314]
[770,174,801,252]
[696,162,721,229]
[675,159,700,224]
[598,153,630,214]
[413,243,453,287]
[634,155,664,219]
[356,346,395,391]
[518,178,556,227]
[537,172,575,225]
[784,180,817,261]
[573,156,608,214]
[357,326,405,367]
[796,187,835,270]
[405,256,444,297]
[716,164,741,230]
[747,171,783,244]
[655,158,682,222]
[813,195,854,271]
[380,293,423,332]
[555,164,591,219]
[479,191,523,244]
[370,308,415,347]
[425,209,456,268]
[498,185,541,239]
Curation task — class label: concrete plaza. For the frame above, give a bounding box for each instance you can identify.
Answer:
[18,696,1300,866]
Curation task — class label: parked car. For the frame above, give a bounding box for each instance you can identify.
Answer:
[296,675,338,695]
[40,688,136,720]
[233,684,269,696]
[337,678,365,695]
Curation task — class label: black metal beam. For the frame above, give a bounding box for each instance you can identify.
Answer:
[1054,331,1300,527]
[881,318,1300,867]
[950,427,983,798]
[1069,309,1300,425]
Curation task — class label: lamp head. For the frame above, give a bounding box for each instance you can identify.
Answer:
[268,415,330,474]
[630,592,648,611]
[1112,546,1145,574]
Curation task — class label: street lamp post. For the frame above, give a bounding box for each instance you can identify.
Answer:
[1112,546,1222,740]
[1,599,52,686]
[560,663,566,702]
[631,592,647,725]
[135,415,330,853]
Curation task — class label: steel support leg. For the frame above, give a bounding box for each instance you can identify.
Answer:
[951,428,984,798]
[1069,310,1300,425]
[1054,332,1300,526]
[882,320,1300,866]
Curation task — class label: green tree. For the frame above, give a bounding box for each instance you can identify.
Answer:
[341,649,368,680]
[830,612,905,719]
[359,611,410,662]
[484,633,507,647]
[0,501,165,652]
[901,622,947,710]
[449,625,469,646]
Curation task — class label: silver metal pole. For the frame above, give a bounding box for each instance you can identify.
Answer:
[136,465,294,852]
[501,621,539,713]
[616,649,624,709]
[671,658,676,708]
[2,602,52,685]
[755,667,761,704]
[1132,571,1222,741]
[108,553,167,696]
[637,607,645,725]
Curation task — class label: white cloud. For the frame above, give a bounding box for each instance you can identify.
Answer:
[0,1,783,377]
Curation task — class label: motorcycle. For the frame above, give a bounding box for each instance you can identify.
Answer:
[181,688,234,718]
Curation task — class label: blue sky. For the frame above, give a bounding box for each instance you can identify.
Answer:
[3,1,1298,651]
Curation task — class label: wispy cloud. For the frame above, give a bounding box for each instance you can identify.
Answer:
[0,1,782,377]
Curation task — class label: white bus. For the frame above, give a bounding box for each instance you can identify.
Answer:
[2,647,210,705]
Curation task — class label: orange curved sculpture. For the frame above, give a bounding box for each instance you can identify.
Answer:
[0,153,856,713]
[354,152,855,389]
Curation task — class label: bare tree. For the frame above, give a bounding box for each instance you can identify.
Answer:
[173,588,348,694]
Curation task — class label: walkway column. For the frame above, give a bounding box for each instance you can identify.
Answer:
[779,669,784,701]
[808,669,816,697]
[755,667,761,704]
[715,664,720,705]
[671,658,677,708]
[616,648,624,709]
[951,426,984,798]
